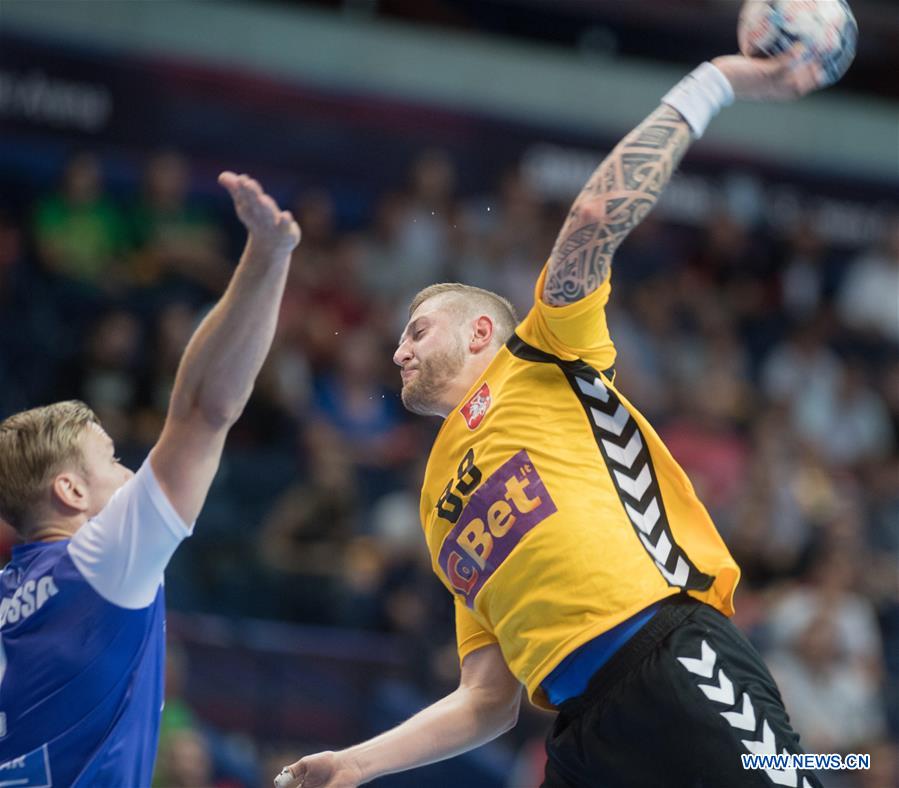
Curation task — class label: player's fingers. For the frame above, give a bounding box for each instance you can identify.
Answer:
[793,61,826,95]
[258,191,280,217]
[232,173,253,197]
[240,175,264,200]
[227,174,250,203]
[218,171,239,191]
[233,175,268,213]
[758,42,808,82]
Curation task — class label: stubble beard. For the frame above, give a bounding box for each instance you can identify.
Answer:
[401,340,466,417]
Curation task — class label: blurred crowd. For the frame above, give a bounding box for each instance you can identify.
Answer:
[0,148,896,787]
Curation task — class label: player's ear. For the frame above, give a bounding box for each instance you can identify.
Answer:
[51,471,90,514]
[469,315,494,353]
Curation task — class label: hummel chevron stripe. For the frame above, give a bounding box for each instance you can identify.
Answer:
[624,497,660,534]
[722,693,756,732]
[657,555,689,586]
[590,403,630,437]
[742,722,798,786]
[698,668,734,706]
[603,431,643,467]
[677,639,716,679]
[576,375,609,402]
[614,463,652,499]
[639,530,672,564]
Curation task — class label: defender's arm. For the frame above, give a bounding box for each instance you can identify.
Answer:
[150,173,300,525]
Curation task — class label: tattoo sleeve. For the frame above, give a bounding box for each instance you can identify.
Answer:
[542,105,692,305]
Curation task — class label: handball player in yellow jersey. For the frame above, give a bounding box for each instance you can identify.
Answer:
[278,47,836,788]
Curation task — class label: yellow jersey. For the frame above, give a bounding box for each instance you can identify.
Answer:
[419,264,740,709]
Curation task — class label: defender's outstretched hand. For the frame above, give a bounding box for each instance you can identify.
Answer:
[219,171,301,254]
[713,45,826,102]
[275,751,363,788]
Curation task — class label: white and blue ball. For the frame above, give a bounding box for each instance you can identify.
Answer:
[738,0,858,86]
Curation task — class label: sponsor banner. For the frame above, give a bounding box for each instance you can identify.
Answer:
[1,33,894,241]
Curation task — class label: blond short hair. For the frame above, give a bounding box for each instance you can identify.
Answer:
[0,400,99,534]
[409,283,520,346]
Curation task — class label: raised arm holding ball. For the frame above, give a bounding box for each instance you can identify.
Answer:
[278,3,856,786]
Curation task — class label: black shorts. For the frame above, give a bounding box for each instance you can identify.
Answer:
[542,595,822,788]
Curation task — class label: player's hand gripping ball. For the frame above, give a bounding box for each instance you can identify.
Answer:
[738,0,857,86]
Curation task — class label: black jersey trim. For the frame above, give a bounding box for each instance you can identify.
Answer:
[506,332,714,592]
[506,334,616,381]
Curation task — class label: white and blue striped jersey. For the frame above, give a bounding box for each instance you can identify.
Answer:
[0,460,192,787]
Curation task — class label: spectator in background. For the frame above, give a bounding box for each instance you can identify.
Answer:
[135,300,200,447]
[129,151,231,301]
[0,211,42,412]
[767,608,886,755]
[359,191,421,311]
[691,211,781,362]
[837,215,899,344]
[311,327,419,505]
[33,152,129,296]
[605,274,682,419]
[792,360,893,467]
[66,310,144,447]
[765,546,887,753]
[394,150,456,287]
[362,151,461,321]
[857,740,898,788]
[366,471,455,685]
[280,235,371,369]
[457,168,547,315]
[778,220,832,319]
[257,423,357,623]
[153,728,215,787]
[727,410,834,590]
[761,315,842,407]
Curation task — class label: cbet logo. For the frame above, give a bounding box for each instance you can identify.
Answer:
[438,450,556,606]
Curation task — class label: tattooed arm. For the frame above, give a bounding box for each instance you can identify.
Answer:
[541,49,828,307]
[542,105,691,306]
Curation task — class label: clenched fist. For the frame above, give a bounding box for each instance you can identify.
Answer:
[275,750,364,788]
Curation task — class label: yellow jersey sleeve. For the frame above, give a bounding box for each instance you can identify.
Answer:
[517,260,616,372]
[455,597,497,663]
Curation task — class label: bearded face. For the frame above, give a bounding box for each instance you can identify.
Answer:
[400,331,466,416]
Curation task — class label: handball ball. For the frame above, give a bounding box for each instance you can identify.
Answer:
[738,0,858,86]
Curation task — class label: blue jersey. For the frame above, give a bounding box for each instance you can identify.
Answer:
[0,461,191,787]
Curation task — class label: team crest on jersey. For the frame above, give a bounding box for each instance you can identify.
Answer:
[460,383,491,430]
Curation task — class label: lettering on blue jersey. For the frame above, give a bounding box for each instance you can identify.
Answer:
[0,743,52,787]
[0,576,59,630]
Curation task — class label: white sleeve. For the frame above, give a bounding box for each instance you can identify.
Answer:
[67,459,194,609]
